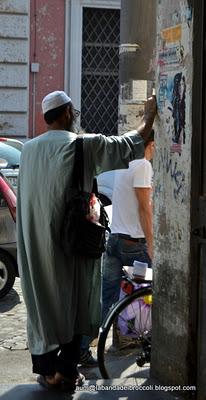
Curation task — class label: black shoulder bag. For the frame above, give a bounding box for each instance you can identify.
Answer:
[61,136,109,259]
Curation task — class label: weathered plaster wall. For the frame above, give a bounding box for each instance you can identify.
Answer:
[151,0,193,384]
[29,0,65,137]
[0,0,29,137]
[118,83,153,134]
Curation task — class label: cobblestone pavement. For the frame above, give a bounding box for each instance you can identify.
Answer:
[0,278,27,351]
[0,278,101,382]
[0,278,149,384]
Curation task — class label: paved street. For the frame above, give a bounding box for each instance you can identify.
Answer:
[0,278,149,380]
[0,278,27,352]
[0,278,34,384]
[0,278,150,385]
[0,279,181,400]
[0,279,102,384]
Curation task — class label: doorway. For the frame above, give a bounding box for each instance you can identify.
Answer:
[67,0,120,135]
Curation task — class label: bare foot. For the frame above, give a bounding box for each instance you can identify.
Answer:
[46,373,63,385]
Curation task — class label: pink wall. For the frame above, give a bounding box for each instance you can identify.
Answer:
[29,0,65,137]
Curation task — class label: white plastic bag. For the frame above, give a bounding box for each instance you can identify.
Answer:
[118,284,152,337]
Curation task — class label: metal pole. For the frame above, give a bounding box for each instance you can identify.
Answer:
[118,0,156,134]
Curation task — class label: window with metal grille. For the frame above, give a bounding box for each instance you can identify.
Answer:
[81,7,120,135]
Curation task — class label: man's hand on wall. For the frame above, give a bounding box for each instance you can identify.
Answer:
[138,95,157,142]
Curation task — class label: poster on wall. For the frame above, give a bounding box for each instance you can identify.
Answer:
[159,70,186,154]
[157,18,191,154]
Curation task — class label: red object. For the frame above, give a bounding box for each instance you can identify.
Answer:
[121,280,134,295]
[0,175,16,222]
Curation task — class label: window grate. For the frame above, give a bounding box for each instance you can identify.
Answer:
[81,7,120,135]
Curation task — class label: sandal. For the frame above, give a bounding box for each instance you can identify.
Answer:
[76,372,85,386]
[37,375,61,391]
[61,372,85,391]
[37,374,76,393]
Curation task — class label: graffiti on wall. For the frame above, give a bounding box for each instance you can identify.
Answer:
[155,147,186,204]
[156,7,192,155]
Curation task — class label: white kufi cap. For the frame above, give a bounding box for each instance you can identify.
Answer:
[42,91,72,114]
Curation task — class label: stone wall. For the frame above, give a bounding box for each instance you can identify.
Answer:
[151,0,193,385]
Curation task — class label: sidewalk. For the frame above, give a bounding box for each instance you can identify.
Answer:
[0,280,182,399]
[0,379,181,400]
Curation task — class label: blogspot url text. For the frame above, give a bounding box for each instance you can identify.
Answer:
[76,384,196,392]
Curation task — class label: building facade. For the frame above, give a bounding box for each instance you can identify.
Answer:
[0,0,121,139]
[0,0,29,138]
[1,1,206,397]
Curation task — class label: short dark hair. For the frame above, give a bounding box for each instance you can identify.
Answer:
[144,129,154,148]
[44,102,71,124]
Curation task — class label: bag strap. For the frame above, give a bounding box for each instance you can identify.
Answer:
[72,135,99,195]
[72,136,84,190]
[92,177,98,196]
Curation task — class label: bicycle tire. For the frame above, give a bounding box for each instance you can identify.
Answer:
[98,285,152,379]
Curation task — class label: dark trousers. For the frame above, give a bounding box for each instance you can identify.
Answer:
[31,334,82,378]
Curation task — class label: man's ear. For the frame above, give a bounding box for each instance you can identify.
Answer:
[58,106,70,125]
[67,106,73,121]
[63,106,71,123]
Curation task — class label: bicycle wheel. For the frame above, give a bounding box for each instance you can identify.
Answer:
[98,285,152,379]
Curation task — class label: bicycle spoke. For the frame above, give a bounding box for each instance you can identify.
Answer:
[98,286,152,379]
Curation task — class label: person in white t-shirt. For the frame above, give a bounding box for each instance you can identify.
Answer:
[102,129,155,320]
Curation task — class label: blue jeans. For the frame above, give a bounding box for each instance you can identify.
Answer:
[102,233,151,321]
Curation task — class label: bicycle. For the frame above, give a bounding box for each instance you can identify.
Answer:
[97,266,153,379]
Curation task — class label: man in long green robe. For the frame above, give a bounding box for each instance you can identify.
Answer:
[17,90,156,391]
